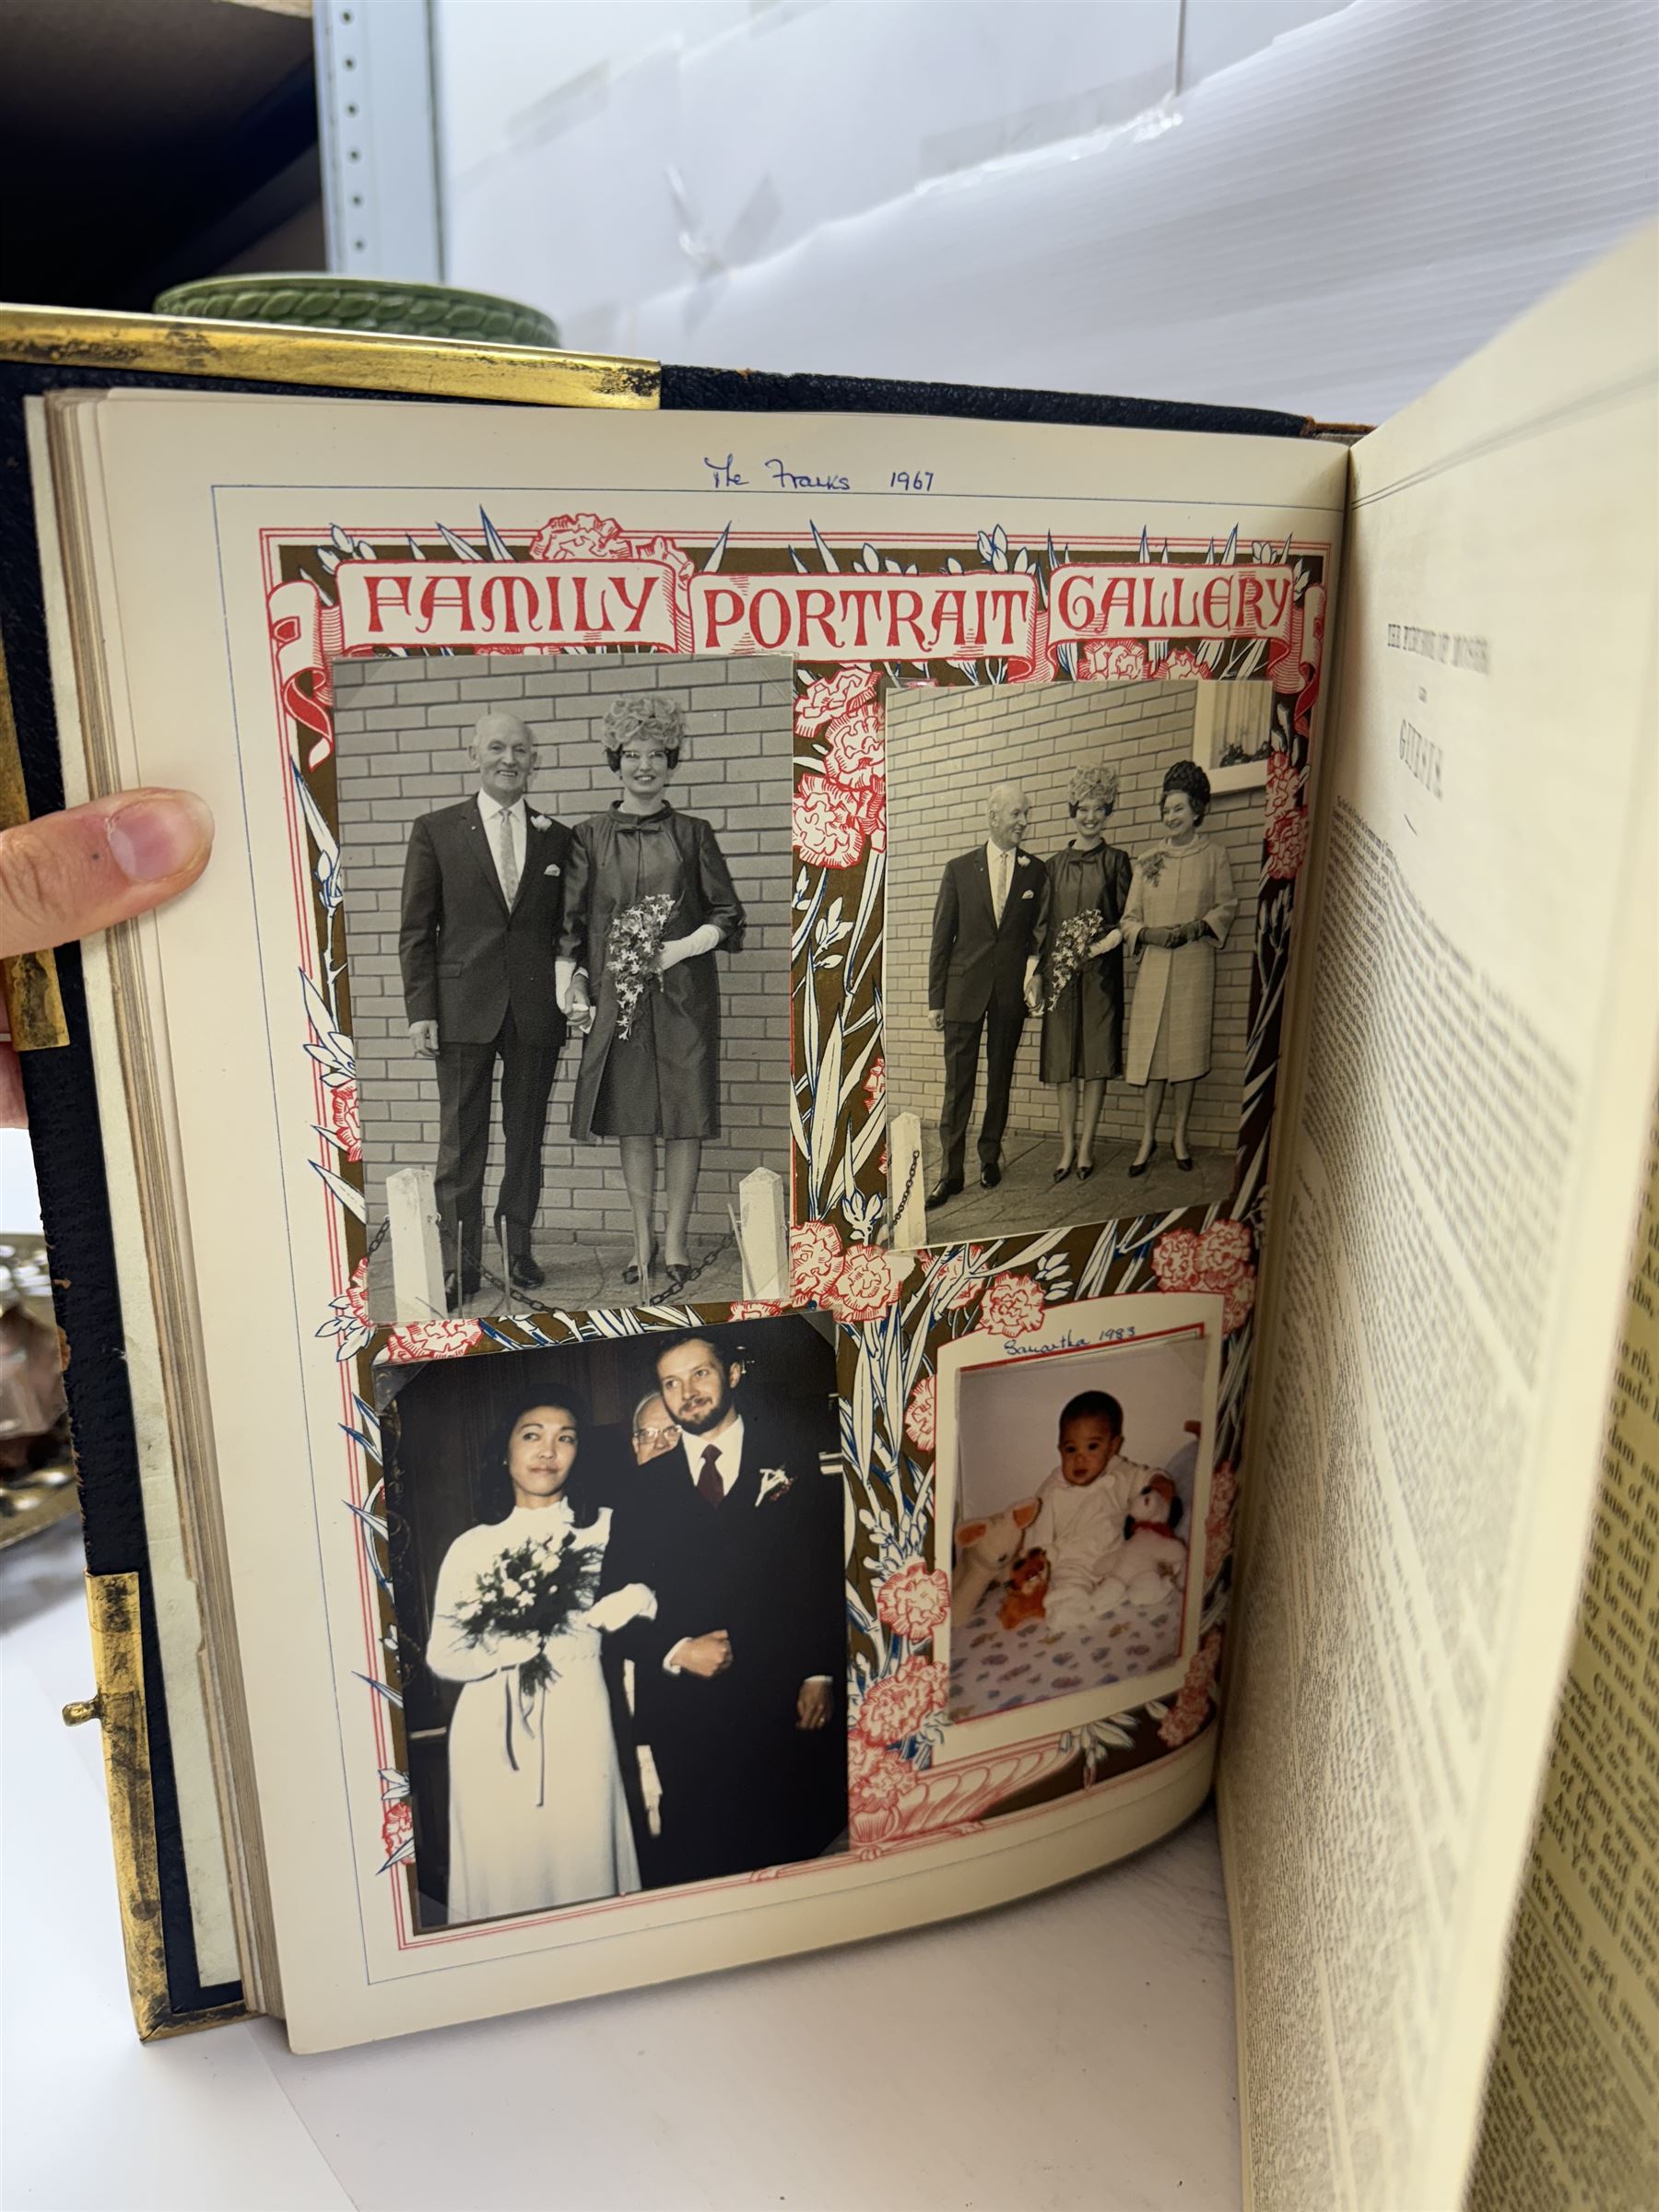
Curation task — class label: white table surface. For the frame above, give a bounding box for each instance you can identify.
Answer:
[2,1516,1241,2212]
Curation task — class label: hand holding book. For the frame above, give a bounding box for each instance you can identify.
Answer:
[0,787,214,1126]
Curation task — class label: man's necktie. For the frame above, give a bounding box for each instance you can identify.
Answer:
[696,1443,724,1506]
[993,849,1009,924]
[497,808,520,904]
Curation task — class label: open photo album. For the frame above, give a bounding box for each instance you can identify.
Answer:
[4,225,1653,2209]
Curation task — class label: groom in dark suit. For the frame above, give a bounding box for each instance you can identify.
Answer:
[926,783,1049,1207]
[399,711,571,1308]
[605,1325,845,1888]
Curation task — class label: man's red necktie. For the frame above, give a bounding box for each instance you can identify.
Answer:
[696,1443,724,1506]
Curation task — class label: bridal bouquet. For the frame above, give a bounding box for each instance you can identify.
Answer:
[448,1529,601,1703]
[1046,907,1105,1001]
[606,890,678,1041]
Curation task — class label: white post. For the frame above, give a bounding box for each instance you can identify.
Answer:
[737,1166,789,1300]
[888,1111,928,1252]
[387,1165,447,1319]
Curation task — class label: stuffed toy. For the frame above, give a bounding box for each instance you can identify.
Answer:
[1095,1471,1188,1607]
[997,1547,1051,1630]
[952,1499,1040,1620]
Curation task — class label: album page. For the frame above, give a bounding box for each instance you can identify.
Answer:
[1469,1090,1659,2211]
[39,386,1345,2049]
[1219,227,1658,2211]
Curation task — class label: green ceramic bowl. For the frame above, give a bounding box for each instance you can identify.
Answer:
[152,274,559,348]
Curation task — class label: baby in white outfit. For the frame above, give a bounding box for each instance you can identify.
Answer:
[1023,1392,1163,1630]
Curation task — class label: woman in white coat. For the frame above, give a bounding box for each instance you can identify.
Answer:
[426,1398,653,1924]
[1123,759,1239,1175]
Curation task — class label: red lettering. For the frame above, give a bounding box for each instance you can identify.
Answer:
[611,571,659,636]
[1097,574,1138,630]
[930,587,969,653]
[571,573,616,632]
[417,574,473,632]
[1235,574,1265,635]
[1053,575,1092,635]
[700,585,745,648]
[1200,576,1232,630]
[888,587,926,655]
[363,572,412,633]
[837,586,884,648]
[749,586,793,652]
[986,586,1025,650]
[797,586,837,652]
[479,572,541,634]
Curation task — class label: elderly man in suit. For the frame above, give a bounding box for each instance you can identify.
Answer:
[603,1325,845,1888]
[926,783,1049,1208]
[399,711,571,1310]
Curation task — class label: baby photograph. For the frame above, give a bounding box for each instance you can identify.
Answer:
[942,1319,1215,1726]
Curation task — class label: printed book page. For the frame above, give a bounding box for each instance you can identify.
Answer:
[1219,226,1658,2211]
[1469,1089,1659,2212]
[39,389,1345,2048]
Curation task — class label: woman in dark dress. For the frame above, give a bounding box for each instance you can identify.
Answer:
[556,696,745,1298]
[1039,764,1133,1182]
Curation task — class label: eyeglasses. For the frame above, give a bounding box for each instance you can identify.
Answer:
[632,1422,680,1447]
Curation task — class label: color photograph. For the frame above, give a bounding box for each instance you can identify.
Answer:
[940,1317,1217,1726]
[382,1314,848,1926]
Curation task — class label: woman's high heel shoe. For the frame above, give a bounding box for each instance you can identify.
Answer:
[1077,1159,1095,1183]
[1053,1160,1075,1184]
[1127,1144,1157,1179]
[1173,1147,1194,1172]
[622,1242,660,1288]
[664,1252,707,1299]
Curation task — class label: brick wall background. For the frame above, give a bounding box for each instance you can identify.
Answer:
[334,653,794,1267]
[884,678,1264,1156]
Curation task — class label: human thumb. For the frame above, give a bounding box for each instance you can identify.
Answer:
[0,791,213,959]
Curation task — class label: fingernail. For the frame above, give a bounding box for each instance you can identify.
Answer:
[105,794,214,883]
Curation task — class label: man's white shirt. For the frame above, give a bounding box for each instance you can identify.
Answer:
[684,1414,745,1500]
[477,790,526,899]
[985,837,1014,924]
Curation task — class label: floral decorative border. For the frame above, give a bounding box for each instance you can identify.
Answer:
[260,510,1325,1922]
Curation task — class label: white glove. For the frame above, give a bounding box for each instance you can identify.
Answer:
[586,1582,659,1634]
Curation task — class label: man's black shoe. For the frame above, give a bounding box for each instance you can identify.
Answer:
[980,1162,1002,1189]
[508,1253,546,1294]
[926,1176,964,1208]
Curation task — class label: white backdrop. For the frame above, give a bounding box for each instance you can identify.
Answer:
[955,1329,1208,1523]
[423,0,1658,424]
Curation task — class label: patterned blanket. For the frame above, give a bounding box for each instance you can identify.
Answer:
[947,1575,1183,1723]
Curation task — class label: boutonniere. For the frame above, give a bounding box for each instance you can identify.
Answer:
[1020,887,1034,900]
[543,863,561,877]
[755,1467,793,1508]
[1017,852,1032,866]
[531,814,552,832]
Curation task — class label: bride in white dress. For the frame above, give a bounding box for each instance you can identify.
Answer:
[426,1399,654,1924]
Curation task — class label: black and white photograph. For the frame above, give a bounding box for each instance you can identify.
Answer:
[334,653,794,1322]
[382,1315,848,1927]
[883,678,1265,1249]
